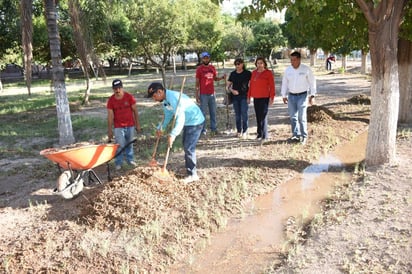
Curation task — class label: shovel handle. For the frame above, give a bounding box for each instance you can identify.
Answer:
[151,135,161,160]
[162,76,186,171]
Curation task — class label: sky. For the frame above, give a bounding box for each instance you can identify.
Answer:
[221,0,251,16]
[221,0,285,22]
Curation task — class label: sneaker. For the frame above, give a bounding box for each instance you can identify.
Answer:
[241,131,248,139]
[236,132,242,138]
[288,136,300,143]
[128,161,137,167]
[182,174,200,184]
[256,135,262,141]
[115,165,121,171]
[300,137,307,145]
[210,130,219,136]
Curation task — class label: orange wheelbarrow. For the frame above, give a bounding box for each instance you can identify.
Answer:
[40,139,135,199]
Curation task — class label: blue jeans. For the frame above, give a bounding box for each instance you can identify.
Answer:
[200,94,217,132]
[287,93,308,138]
[182,123,204,176]
[232,95,248,133]
[114,126,135,166]
[253,98,269,139]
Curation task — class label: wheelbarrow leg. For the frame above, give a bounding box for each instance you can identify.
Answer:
[107,163,113,181]
[87,169,103,185]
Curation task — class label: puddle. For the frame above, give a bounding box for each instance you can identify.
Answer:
[171,131,367,273]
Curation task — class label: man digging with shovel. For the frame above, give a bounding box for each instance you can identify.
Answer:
[147,82,205,184]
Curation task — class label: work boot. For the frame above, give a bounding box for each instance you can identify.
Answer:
[182,174,200,184]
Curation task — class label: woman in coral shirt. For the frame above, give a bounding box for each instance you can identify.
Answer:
[247,57,275,141]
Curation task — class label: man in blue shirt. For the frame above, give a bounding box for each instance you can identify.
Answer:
[147,82,205,183]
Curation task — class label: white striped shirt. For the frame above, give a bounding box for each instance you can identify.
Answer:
[281,63,316,97]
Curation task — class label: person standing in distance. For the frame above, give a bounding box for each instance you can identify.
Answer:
[247,56,275,142]
[107,79,142,170]
[147,82,205,184]
[281,51,317,145]
[227,58,252,138]
[195,51,226,136]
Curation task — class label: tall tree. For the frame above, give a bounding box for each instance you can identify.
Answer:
[397,1,412,125]
[220,18,253,58]
[20,0,33,96]
[186,0,223,62]
[68,0,92,105]
[247,20,286,61]
[356,0,406,166]
[0,0,21,90]
[129,0,190,84]
[44,0,74,145]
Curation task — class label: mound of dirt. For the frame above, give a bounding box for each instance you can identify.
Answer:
[307,105,334,123]
[81,167,183,229]
[347,94,371,105]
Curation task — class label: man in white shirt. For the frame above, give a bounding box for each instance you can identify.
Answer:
[280,51,317,145]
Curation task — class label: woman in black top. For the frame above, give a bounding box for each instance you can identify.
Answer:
[227,58,252,138]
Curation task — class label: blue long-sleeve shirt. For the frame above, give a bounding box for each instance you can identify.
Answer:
[160,90,205,137]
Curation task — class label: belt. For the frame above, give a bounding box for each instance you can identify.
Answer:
[289,91,307,96]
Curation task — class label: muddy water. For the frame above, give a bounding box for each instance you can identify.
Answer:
[172,131,367,273]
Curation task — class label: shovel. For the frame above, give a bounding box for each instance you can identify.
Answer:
[153,76,186,181]
[224,73,231,131]
[148,76,175,167]
[148,134,161,167]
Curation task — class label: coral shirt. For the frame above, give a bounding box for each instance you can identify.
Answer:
[248,69,275,100]
[196,64,217,95]
[107,92,136,128]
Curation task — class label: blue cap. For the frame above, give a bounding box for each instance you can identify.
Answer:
[201,52,210,58]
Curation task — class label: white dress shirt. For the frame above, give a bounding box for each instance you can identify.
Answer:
[281,63,317,97]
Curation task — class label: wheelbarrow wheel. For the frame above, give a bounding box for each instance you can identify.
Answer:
[57,170,84,199]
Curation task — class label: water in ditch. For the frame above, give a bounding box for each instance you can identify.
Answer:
[171,131,367,273]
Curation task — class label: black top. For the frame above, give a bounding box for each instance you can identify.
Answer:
[228,70,252,97]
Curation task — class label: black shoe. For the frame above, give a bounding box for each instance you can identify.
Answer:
[288,136,300,143]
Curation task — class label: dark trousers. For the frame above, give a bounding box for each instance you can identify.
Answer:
[253,98,269,139]
[232,95,249,134]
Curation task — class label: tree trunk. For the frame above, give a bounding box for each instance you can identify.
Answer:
[341,54,347,71]
[90,53,106,80]
[398,38,412,125]
[356,0,406,166]
[68,0,91,105]
[361,50,367,74]
[45,0,75,145]
[309,48,316,67]
[160,66,167,87]
[128,62,132,77]
[21,0,33,96]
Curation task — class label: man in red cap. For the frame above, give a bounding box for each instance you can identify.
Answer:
[107,79,142,170]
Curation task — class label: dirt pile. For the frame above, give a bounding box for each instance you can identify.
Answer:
[307,105,334,123]
[347,94,371,105]
[81,167,185,230]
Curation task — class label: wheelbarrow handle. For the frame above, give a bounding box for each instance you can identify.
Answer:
[113,138,137,159]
